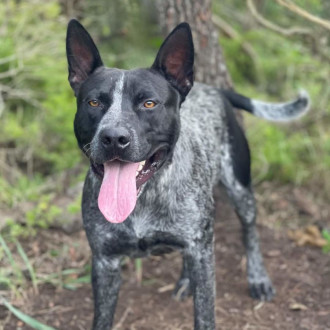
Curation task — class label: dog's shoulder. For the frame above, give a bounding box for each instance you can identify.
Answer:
[176,82,227,163]
[182,82,225,114]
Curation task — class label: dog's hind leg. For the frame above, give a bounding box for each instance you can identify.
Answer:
[173,256,193,300]
[218,111,275,300]
[221,178,275,301]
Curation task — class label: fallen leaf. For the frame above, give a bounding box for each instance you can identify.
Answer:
[157,283,175,293]
[305,225,321,238]
[266,250,281,257]
[288,225,327,248]
[289,302,308,311]
[254,302,264,310]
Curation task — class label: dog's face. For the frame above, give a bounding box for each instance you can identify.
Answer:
[66,20,194,223]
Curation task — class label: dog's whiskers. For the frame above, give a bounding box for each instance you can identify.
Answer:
[83,143,92,158]
[83,143,91,152]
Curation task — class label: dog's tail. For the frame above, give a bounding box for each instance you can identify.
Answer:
[222,89,310,122]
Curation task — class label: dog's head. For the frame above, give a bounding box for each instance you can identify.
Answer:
[66,20,194,223]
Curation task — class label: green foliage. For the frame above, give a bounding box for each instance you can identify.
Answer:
[66,195,82,215]
[0,175,42,207]
[0,297,56,330]
[4,196,61,238]
[25,196,61,230]
[83,0,160,68]
[0,0,80,174]
[214,1,330,195]
[322,230,330,253]
[0,233,90,296]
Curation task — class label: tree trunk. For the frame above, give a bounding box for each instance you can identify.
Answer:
[156,0,244,126]
[157,0,232,89]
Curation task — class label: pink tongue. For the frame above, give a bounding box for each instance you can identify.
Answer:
[98,161,139,223]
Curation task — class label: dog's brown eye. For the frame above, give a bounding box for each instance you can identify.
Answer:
[144,100,156,109]
[88,100,100,107]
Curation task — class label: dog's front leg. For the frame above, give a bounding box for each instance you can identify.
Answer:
[186,238,215,330]
[91,255,121,330]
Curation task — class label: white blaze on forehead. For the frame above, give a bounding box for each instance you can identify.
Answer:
[95,71,126,134]
[110,72,125,119]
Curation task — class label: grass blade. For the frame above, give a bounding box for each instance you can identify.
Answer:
[322,229,330,253]
[68,274,91,284]
[0,234,23,282]
[63,274,91,290]
[0,296,56,330]
[135,258,143,285]
[0,234,16,269]
[15,239,39,293]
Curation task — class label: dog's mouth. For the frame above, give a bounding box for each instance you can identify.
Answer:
[91,147,168,188]
[135,147,168,190]
[92,146,168,224]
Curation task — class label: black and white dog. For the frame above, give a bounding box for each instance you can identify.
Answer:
[66,20,309,329]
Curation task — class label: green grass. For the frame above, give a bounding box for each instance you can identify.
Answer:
[135,258,143,284]
[0,234,91,294]
[0,234,91,325]
[0,234,24,292]
[322,230,330,253]
[15,239,38,293]
[0,296,56,330]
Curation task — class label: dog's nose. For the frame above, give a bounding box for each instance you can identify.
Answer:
[100,128,131,150]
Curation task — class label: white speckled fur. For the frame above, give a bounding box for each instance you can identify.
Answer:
[251,89,310,121]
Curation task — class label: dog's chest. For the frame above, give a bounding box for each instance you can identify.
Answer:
[101,195,191,258]
[85,171,199,259]
[103,221,185,258]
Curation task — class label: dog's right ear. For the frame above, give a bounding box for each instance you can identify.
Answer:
[66,19,103,95]
[151,23,194,99]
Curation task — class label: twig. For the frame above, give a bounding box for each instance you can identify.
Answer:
[157,283,175,293]
[33,305,75,316]
[276,0,330,31]
[0,84,43,109]
[113,307,132,330]
[0,67,22,80]
[212,15,259,75]
[247,0,312,36]
[0,89,4,117]
[0,54,16,65]
[246,0,330,62]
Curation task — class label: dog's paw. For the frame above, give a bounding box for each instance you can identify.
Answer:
[172,278,192,301]
[249,277,275,301]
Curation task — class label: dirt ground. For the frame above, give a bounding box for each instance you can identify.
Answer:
[0,184,329,330]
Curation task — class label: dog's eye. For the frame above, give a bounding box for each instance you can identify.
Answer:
[143,100,156,109]
[88,100,100,107]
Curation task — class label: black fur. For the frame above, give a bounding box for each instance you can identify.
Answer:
[221,95,251,187]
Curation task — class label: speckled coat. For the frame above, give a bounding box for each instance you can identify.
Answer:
[66,20,309,330]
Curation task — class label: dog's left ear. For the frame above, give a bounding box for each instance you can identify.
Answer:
[151,23,194,98]
[66,19,103,95]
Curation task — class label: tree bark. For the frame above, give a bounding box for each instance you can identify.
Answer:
[157,0,233,89]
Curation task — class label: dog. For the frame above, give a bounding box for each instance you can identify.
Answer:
[66,20,309,330]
